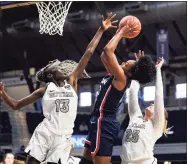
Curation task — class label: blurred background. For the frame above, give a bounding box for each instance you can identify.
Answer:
[0,1,187,164]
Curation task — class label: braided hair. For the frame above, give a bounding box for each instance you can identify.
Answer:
[36,59,90,83]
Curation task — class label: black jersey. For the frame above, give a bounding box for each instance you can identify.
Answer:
[93,75,130,116]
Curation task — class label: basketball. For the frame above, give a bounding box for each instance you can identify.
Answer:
[118,15,141,38]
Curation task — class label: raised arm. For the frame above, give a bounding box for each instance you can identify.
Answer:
[101,31,125,87]
[101,25,131,91]
[128,80,142,120]
[70,13,118,81]
[0,82,46,110]
[152,57,165,133]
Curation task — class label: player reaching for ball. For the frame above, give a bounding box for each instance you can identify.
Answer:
[0,14,118,164]
[79,17,156,164]
[121,57,172,164]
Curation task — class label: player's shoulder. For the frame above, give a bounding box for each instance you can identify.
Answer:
[46,82,56,88]
[45,82,57,91]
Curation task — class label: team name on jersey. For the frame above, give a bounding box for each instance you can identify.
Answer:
[48,91,74,98]
[131,122,145,129]
[101,78,108,84]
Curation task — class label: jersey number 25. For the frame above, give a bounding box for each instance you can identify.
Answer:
[55,99,69,113]
[125,129,140,143]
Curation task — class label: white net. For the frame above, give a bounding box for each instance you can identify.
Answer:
[59,60,90,78]
[36,1,72,35]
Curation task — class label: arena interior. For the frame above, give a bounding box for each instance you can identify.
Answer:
[0,1,187,164]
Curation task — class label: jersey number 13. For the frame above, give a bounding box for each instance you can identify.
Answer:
[55,99,69,113]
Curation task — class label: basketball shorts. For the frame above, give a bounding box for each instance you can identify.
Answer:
[84,115,120,156]
[25,122,72,164]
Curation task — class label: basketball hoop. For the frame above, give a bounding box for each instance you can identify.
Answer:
[36,1,72,36]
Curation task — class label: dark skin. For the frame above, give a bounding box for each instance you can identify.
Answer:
[0,13,118,110]
[83,26,145,164]
[101,26,144,92]
[0,13,118,164]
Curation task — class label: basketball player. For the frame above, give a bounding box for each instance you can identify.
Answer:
[0,14,118,164]
[121,57,170,164]
[79,27,156,164]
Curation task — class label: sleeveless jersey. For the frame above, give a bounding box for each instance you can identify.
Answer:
[120,116,162,163]
[42,81,78,135]
[93,75,130,116]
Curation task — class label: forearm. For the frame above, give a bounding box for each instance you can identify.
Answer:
[1,91,18,110]
[128,80,142,119]
[155,68,163,97]
[101,53,113,73]
[85,27,104,54]
[0,87,44,111]
[71,27,104,79]
[104,32,122,53]
[153,68,165,130]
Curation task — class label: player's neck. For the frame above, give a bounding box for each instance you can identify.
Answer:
[53,80,66,87]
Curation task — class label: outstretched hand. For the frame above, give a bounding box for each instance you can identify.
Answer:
[156,57,164,69]
[134,50,144,61]
[101,12,118,31]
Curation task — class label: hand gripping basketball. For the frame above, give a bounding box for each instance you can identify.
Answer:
[117,15,141,38]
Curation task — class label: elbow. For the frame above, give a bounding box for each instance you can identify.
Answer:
[12,107,18,110]
[101,48,111,60]
[100,52,105,61]
[12,102,19,110]
[100,52,109,64]
[12,106,18,110]
[103,46,112,54]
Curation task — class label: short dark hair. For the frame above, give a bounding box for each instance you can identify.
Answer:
[130,55,156,84]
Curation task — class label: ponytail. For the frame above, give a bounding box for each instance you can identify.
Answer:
[36,68,49,83]
[163,120,173,137]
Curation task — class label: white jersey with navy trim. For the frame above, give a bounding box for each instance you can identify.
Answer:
[121,67,165,163]
[42,81,78,135]
[121,116,161,163]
